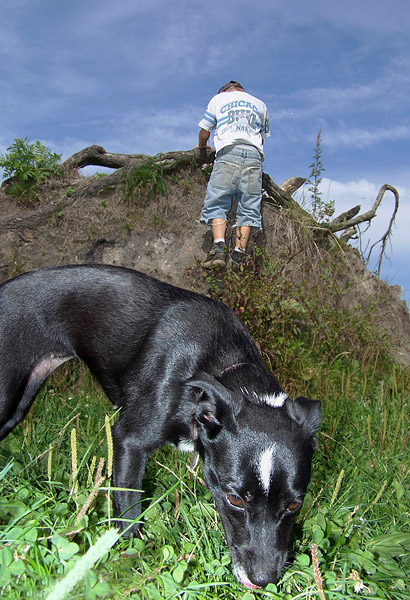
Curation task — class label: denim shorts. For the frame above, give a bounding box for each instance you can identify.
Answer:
[200,145,263,228]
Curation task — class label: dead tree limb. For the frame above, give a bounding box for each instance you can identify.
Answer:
[61,145,215,175]
[366,185,400,277]
[61,145,306,206]
[279,177,306,196]
[328,205,361,229]
[326,185,399,235]
[60,145,309,213]
[57,145,217,201]
[262,174,305,208]
[325,184,400,276]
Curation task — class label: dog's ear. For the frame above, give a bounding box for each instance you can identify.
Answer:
[185,373,238,440]
[286,397,321,439]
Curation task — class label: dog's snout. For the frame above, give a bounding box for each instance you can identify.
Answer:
[253,573,278,588]
[250,563,281,588]
[237,544,287,588]
[235,561,279,589]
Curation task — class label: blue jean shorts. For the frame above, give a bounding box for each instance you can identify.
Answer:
[200,145,263,228]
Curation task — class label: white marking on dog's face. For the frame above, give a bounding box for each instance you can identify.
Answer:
[177,438,195,453]
[258,445,276,494]
[262,392,288,407]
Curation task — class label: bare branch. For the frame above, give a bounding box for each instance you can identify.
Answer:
[329,205,361,228]
[60,145,215,176]
[366,186,400,277]
[339,227,358,243]
[279,177,306,196]
[326,185,399,234]
[324,184,399,276]
[262,173,294,208]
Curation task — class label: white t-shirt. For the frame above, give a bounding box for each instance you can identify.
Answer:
[198,90,270,156]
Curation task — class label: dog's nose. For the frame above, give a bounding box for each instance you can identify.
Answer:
[248,571,278,588]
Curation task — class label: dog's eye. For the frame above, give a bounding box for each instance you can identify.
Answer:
[287,500,302,512]
[225,494,244,509]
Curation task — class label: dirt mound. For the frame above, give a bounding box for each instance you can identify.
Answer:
[1,162,409,366]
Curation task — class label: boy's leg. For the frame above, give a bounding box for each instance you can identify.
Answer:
[232,151,262,266]
[231,225,251,267]
[202,217,228,269]
[235,225,251,250]
[212,218,227,243]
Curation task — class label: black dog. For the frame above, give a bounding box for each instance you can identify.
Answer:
[0,264,320,589]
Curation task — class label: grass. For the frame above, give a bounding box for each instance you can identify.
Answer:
[1,261,409,598]
[122,159,169,207]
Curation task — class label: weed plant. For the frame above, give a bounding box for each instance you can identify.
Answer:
[307,131,335,223]
[122,158,169,207]
[0,137,62,204]
[0,256,409,598]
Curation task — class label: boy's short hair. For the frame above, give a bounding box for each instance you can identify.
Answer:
[218,81,244,93]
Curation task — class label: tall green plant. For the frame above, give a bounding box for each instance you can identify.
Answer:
[308,130,334,222]
[0,137,62,201]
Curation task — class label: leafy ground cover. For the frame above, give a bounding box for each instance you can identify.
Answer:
[1,259,409,599]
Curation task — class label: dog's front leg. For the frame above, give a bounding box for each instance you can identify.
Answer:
[111,423,148,536]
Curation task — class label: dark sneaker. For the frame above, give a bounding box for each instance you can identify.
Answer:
[202,242,227,269]
[231,248,246,268]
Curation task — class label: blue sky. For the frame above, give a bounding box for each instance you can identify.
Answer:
[1,0,409,302]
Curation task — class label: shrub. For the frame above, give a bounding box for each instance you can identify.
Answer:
[0,137,62,202]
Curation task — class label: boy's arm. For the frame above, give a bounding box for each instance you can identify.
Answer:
[196,128,211,149]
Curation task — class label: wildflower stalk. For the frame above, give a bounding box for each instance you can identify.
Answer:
[361,480,388,518]
[70,427,79,494]
[329,469,344,508]
[105,415,114,479]
[75,457,105,526]
[47,443,54,482]
[311,543,326,600]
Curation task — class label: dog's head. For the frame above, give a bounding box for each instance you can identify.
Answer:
[186,373,321,589]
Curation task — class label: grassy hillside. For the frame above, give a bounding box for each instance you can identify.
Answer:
[1,146,409,598]
[1,253,409,600]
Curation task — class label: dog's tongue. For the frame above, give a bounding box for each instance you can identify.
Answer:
[239,572,261,590]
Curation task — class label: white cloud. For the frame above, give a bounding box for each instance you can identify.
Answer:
[108,106,201,155]
[320,178,379,209]
[323,125,410,150]
[51,104,202,163]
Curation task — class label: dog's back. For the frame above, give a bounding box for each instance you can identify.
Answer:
[0,264,268,430]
